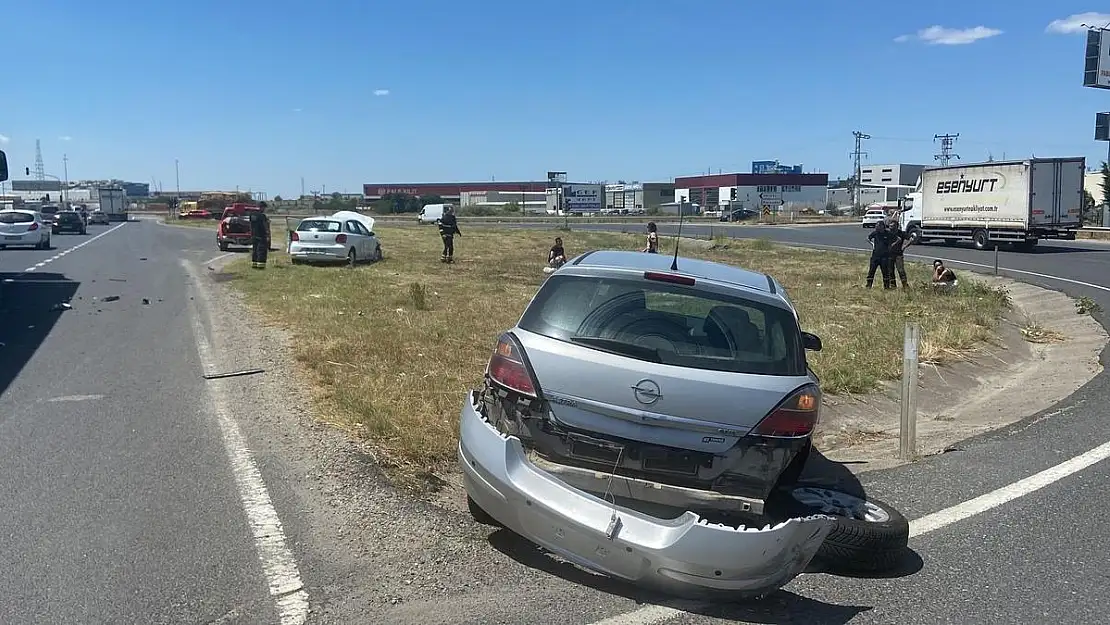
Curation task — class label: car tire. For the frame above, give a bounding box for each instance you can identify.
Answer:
[373,244,383,262]
[219,241,229,252]
[467,495,502,527]
[347,248,357,266]
[766,484,909,573]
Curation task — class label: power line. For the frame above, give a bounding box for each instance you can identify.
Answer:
[934,133,960,166]
[849,130,870,207]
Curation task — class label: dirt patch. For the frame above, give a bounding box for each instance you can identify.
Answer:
[814,274,1107,473]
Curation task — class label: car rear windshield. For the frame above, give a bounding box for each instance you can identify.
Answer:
[518,274,806,376]
[58,213,80,221]
[297,220,340,232]
[0,212,35,224]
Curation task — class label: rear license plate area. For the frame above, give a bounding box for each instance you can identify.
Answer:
[568,435,623,464]
[3,235,20,241]
[640,449,700,475]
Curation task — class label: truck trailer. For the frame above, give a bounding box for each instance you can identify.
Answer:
[898,158,1083,251]
[97,187,128,222]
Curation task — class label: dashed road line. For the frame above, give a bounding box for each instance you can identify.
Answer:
[20,223,128,275]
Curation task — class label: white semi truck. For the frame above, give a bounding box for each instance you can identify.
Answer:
[898,157,1084,251]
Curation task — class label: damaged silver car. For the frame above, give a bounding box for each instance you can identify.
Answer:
[458,250,856,598]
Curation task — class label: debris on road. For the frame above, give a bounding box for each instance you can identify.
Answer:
[203,368,265,381]
[102,295,121,302]
[51,302,72,311]
[141,298,150,305]
[109,278,126,282]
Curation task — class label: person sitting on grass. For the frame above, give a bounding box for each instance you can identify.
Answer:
[932,260,958,289]
[548,236,567,269]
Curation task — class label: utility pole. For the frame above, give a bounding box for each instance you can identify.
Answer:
[849,131,870,209]
[175,159,180,197]
[300,176,305,198]
[934,133,960,167]
[62,154,69,207]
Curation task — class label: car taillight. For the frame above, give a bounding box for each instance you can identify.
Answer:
[335,234,347,244]
[749,384,821,438]
[486,333,538,397]
[28,222,39,231]
[290,232,300,241]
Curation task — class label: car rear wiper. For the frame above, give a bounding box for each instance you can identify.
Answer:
[569,336,662,362]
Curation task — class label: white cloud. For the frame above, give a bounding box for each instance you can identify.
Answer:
[895,25,1002,45]
[58,135,72,141]
[1046,12,1110,34]
[0,134,9,144]
[373,89,390,96]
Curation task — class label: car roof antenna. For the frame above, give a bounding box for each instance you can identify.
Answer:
[670,193,685,272]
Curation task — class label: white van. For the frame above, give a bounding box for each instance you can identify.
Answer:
[418,204,448,224]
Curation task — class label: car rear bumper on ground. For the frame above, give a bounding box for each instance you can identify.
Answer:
[458,391,833,598]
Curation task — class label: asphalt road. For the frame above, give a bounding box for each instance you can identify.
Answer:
[0,223,277,624]
[4,218,1110,625]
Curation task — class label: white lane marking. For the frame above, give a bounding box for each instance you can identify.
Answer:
[183,259,308,625]
[907,438,1110,536]
[19,223,128,274]
[205,252,236,266]
[46,394,105,402]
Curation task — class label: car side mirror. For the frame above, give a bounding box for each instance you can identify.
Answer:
[802,332,822,352]
[368,231,375,237]
[0,150,7,182]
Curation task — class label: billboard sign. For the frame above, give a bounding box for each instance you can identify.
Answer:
[563,183,602,211]
[1084,29,1110,89]
[1097,112,1110,141]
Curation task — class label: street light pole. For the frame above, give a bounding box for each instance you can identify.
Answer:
[175,159,180,197]
[62,154,69,207]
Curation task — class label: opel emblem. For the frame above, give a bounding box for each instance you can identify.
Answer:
[631,379,662,405]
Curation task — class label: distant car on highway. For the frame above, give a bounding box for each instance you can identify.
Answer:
[0,209,52,249]
[719,207,758,222]
[289,217,382,265]
[88,210,110,225]
[861,207,886,228]
[52,211,87,235]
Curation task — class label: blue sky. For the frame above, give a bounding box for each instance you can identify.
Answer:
[2,1,1109,197]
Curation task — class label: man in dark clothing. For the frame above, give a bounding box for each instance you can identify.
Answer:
[866,220,896,289]
[548,236,566,269]
[887,218,913,289]
[249,202,272,269]
[438,205,461,263]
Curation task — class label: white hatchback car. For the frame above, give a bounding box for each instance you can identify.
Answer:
[861,208,886,228]
[0,209,52,249]
[289,217,382,265]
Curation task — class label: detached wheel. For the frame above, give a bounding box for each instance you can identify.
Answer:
[467,495,502,527]
[767,484,909,573]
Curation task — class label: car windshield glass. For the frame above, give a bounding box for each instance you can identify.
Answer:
[518,274,805,375]
[297,220,340,233]
[0,212,35,224]
[59,213,79,220]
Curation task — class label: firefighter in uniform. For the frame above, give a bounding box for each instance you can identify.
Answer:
[249,201,272,269]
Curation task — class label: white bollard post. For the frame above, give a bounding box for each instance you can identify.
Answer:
[899,322,920,461]
[994,245,999,276]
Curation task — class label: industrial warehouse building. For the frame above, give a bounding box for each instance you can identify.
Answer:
[826,163,925,208]
[603,182,676,213]
[673,172,829,212]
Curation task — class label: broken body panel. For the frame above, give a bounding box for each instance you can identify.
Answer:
[459,391,833,597]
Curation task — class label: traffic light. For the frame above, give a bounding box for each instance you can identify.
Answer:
[25,167,30,176]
